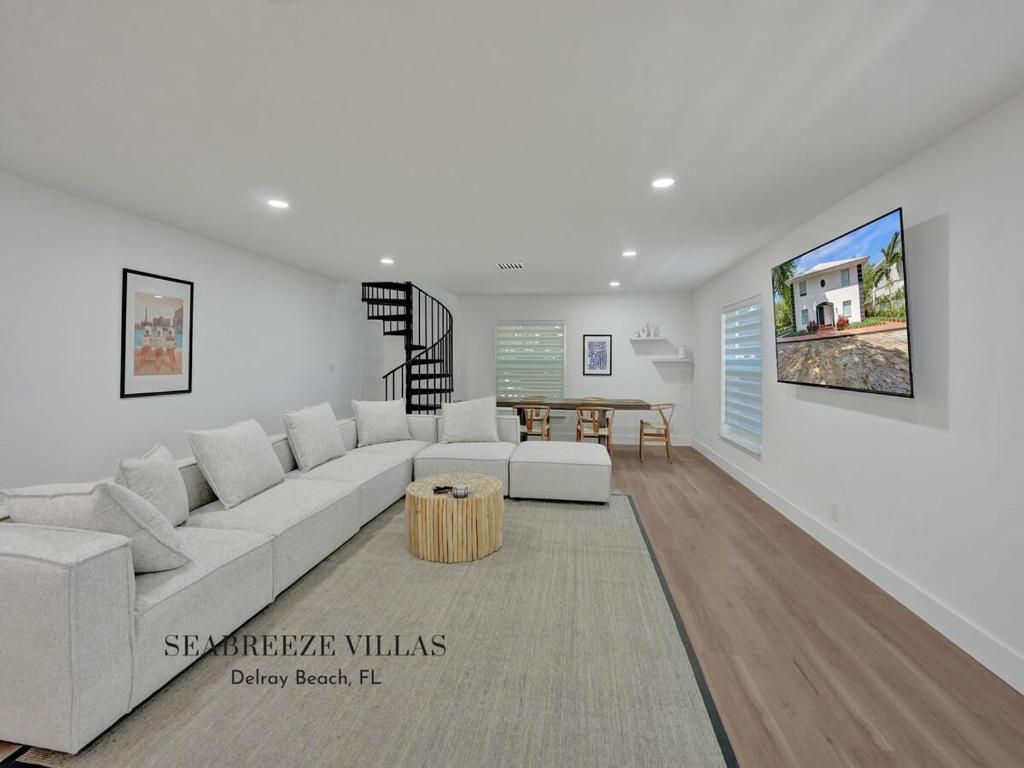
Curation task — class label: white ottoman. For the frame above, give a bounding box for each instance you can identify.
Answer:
[509,441,611,503]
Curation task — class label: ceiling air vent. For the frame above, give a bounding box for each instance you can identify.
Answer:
[497,262,524,270]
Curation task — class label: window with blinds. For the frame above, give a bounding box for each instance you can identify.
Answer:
[495,321,565,400]
[721,299,763,454]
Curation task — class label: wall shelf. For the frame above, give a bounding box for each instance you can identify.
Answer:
[629,333,692,367]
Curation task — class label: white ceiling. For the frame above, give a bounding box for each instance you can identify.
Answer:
[2,1,1024,295]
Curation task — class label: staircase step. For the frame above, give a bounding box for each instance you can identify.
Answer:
[408,403,443,412]
[411,387,454,395]
[384,330,410,337]
[410,372,452,381]
[407,358,444,366]
[362,282,409,291]
[368,313,410,321]
[364,298,408,307]
[407,343,426,351]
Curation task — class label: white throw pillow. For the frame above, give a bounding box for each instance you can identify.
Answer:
[116,444,189,526]
[1,481,190,573]
[187,419,284,509]
[351,399,412,447]
[283,402,346,472]
[441,396,500,443]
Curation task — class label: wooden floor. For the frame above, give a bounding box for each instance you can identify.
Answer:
[612,446,1024,768]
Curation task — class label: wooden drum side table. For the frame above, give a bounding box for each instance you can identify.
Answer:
[405,473,505,563]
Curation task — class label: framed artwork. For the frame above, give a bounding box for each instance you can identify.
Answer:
[582,334,612,376]
[120,269,194,398]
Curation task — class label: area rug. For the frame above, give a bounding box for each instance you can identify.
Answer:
[14,494,735,768]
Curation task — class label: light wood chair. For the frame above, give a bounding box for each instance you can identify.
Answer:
[519,405,551,440]
[576,406,615,455]
[639,403,675,463]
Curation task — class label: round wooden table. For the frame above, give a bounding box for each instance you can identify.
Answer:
[405,473,505,563]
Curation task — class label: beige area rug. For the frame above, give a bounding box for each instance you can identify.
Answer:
[17,494,734,768]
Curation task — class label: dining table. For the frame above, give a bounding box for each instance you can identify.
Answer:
[497,397,652,411]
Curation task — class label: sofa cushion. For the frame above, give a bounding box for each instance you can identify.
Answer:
[413,441,516,495]
[283,402,346,472]
[1,481,189,573]
[287,450,409,526]
[509,441,611,503]
[351,399,412,447]
[186,479,359,595]
[131,526,274,706]
[187,419,284,509]
[352,440,432,461]
[116,444,189,526]
[440,396,499,443]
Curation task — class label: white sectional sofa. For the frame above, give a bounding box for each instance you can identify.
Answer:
[0,408,612,754]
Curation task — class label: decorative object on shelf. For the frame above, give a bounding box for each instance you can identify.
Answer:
[120,269,193,398]
[652,325,660,338]
[582,334,613,376]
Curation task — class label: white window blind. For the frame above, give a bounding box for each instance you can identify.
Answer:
[495,321,565,399]
[721,299,763,453]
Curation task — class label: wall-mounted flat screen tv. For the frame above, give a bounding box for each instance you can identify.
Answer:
[771,208,913,397]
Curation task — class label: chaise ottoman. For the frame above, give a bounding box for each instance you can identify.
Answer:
[508,441,611,503]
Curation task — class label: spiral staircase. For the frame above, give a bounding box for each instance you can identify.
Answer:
[360,282,453,414]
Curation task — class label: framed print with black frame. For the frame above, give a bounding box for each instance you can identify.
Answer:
[120,269,194,398]
[582,334,612,376]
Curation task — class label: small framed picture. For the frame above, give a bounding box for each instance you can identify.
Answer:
[582,334,612,376]
[120,269,194,398]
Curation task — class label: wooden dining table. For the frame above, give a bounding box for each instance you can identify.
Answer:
[497,397,652,410]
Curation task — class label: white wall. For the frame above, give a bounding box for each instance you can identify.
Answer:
[691,91,1024,693]
[0,171,364,487]
[455,292,693,444]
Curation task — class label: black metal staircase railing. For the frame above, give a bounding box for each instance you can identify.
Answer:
[360,281,453,414]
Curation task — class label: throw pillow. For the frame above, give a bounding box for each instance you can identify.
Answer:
[441,396,500,443]
[187,419,284,509]
[283,402,346,472]
[351,399,412,447]
[1,481,190,573]
[116,444,189,526]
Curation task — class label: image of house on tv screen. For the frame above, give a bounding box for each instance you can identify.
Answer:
[771,209,913,397]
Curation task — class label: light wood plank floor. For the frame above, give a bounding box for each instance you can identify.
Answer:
[612,446,1024,768]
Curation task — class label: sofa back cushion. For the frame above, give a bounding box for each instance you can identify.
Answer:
[440,396,499,443]
[116,444,189,526]
[187,420,284,508]
[351,399,412,447]
[283,402,347,472]
[0,481,189,573]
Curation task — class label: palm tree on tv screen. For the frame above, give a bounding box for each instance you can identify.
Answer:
[872,231,903,315]
[772,260,796,331]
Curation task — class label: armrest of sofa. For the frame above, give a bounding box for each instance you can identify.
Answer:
[337,417,358,451]
[497,413,522,443]
[0,524,134,753]
[407,414,438,443]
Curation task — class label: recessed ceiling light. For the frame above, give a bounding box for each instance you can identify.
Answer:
[651,177,675,189]
[609,281,621,288]
[266,199,290,209]
[622,250,637,258]
[380,257,395,265]
[152,295,164,299]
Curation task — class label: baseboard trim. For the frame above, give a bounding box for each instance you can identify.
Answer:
[693,439,1024,695]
